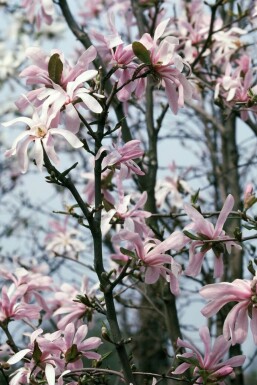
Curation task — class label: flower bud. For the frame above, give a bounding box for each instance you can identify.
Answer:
[244,183,257,210]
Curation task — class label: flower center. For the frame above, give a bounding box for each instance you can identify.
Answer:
[34,126,47,138]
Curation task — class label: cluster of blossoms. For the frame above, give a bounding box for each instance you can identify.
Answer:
[90,14,195,113]
[215,54,257,120]
[182,194,241,278]
[45,220,85,259]
[3,45,103,172]
[8,323,101,385]
[173,326,245,385]
[0,268,102,385]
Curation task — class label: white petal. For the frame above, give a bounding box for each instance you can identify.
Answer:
[7,349,31,365]
[154,18,170,41]
[49,128,83,148]
[76,91,103,113]
[45,363,55,385]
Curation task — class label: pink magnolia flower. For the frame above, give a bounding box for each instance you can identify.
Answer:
[139,18,194,114]
[214,58,256,120]
[0,267,53,312]
[212,22,246,65]
[172,326,245,385]
[112,229,185,295]
[155,162,192,209]
[200,274,257,345]
[17,46,103,133]
[21,0,54,29]
[183,194,241,278]
[45,220,85,258]
[54,322,102,368]
[112,43,145,102]
[79,0,104,21]
[53,277,98,329]
[101,190,151,236]
[3,109,83,173]
[0,285,41,322]
[98,135,145,178]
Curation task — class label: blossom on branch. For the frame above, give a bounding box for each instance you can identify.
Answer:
[97,134,145,177]
[112,230,185,295]
[21,0,55,29]
[0,285,41,322]
[136,18,194,114]
[3,109,83,173]
[45,220,85,259]
[173,326,245,385]
[183,194,241,278]
[200,274,257,345]
[16,46,103,133]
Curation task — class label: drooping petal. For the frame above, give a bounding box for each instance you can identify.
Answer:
[199,326,211,366]
[65,103,80,134]
[49,128,83,148]
[250,307,257,344]
[45,363,55,385]
[7,349,31,365]
[43,134,60,165]
[223,302,249,344]
[145,266,160,284]
[16,136,35,173]
[33,138,44,171]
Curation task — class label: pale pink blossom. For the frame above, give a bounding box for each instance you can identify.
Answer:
[0,285,41,322]
[21,0,54,29]
[112,230,185,295]
[17,46,103,133]
[102,191,151,236]
[183,194,241,278]
[139,18,194,114]
[155,162,192,209]
[53,277,98,329]
[7,323,101,384]
[0,267,53,312]
[9,367,31,385]
[45,221,85,258]
[54,323,102,367]
[3,109,83,173]
[111,43,145,102]
[212,22,246,65]
[79,0,103,21]
[173,326,245,385]
[200,274,257,345]
[98,135,145,177]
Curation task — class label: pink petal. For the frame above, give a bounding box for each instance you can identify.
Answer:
[250,307,257,344]
[65,103,80,134]
[145,267,160,284]
[214,194,234,236]
[223,302,249,344]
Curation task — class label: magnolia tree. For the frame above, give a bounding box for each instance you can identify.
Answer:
[2,0,257,384]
